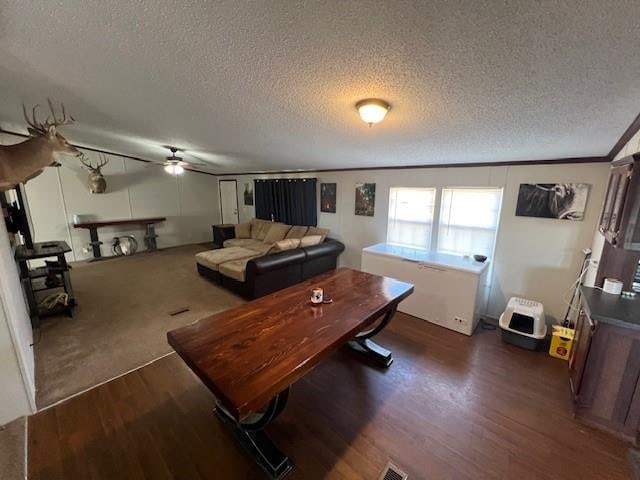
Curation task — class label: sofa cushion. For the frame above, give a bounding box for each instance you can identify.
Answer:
[264,223,291,244]
[248,219,263,237]
[251,219,280,241]
[306,226,329,242]
[273,238,301,253]
[285,225,308,239]
[219,257,253,282]
[195,247,259,271]
[300,235,323,247]
[234,222,251,239]
[247,242,274,255]
[223,238,261,248]
[250,218,266,239]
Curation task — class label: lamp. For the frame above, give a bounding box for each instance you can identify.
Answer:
[355,98,391,126]
[164,164,184,175]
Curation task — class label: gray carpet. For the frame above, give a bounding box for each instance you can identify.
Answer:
[34,244,245,408]
[0,416,25,480]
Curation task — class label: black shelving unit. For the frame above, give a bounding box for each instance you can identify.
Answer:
[15,240,76,327]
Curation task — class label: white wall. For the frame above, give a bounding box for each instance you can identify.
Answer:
[0,216,35,425]
[221,162,609,323]
[0,133,220,262]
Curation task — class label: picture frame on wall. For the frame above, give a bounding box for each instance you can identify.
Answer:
[515,183,590,220]
[243,182,254,206]
[355,183,376,216]
[320,183,337,213]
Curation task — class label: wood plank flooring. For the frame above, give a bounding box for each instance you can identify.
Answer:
[29,314,630,479]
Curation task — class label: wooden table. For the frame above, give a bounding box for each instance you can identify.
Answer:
[73,217,166,260]
[167,267,413,479]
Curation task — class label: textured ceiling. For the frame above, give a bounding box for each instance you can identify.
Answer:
[1,1,640,173]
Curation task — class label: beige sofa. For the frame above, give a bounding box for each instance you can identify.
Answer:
[195,217,329,282]
[221,219,322,251]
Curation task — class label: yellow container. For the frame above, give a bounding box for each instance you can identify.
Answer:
[549,326,575,360]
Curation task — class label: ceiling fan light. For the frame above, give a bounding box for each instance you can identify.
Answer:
[164,164,185,175]
[355,98,390,126]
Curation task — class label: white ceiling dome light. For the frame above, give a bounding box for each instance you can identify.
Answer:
[355,98,391,126]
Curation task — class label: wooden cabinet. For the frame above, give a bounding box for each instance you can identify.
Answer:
[211,224,235,249]
[569,309,594,398]
[598,154,640,250]
[573,295,640,443]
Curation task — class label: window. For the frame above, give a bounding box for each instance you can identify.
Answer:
[437,188,503,257]
[387,187,436,248]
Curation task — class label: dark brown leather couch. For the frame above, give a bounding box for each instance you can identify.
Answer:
[197,233,345,299]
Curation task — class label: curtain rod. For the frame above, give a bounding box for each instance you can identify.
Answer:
[255,178,316,181]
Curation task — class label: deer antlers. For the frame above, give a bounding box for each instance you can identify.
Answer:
[79,153,109,173]
[22,99,75,136]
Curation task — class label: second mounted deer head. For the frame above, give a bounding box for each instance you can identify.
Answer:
[80,153,109,194]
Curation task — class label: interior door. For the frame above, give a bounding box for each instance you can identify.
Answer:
[219,180,239,224]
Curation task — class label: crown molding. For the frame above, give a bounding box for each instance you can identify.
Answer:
[607,110,640,161]
[0,128,217,177]
[215,156,610,176]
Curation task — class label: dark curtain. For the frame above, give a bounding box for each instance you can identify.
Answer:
[254,178,317,226]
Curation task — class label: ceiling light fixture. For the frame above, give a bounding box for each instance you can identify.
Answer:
[164,164,184,175]
[355,98,391,126]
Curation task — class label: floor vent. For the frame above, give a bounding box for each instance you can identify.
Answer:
[379,461,408,480]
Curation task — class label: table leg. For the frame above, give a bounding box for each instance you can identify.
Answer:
[57,253,75,306]
[144,223,158,251]
[88,227,102,260]
[347,305,397,367]
[215,387,292,479]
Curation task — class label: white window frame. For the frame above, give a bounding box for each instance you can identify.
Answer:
[386,187,437,249]
[385,186,504,259]
[436,186,503,258]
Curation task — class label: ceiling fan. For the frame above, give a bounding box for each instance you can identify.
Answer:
[160,146,208,175]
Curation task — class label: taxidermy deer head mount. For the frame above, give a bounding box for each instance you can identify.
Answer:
[79,153,108,194]
[0,99,81,191]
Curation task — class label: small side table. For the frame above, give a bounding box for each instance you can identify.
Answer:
[212,224,235,249]
[15,241,75,327]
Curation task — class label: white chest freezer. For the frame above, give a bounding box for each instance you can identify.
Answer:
[361,243,490,336]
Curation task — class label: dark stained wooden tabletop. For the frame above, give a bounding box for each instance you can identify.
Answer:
[167,267,413,420]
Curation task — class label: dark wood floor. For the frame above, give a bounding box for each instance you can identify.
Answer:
[29,314,630,479]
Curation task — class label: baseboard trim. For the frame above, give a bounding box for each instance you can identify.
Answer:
[36,351,176,413]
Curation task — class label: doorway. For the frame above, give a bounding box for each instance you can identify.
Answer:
[219,180,239,224]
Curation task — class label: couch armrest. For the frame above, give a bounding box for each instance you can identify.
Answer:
[247,249,307,276]
[302,238,345,260]
[212,224,236,247]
